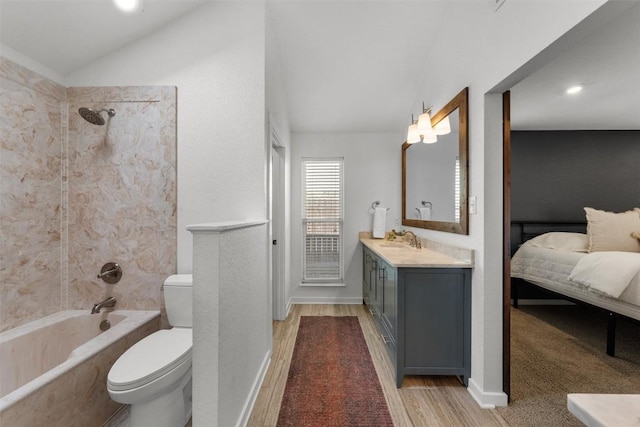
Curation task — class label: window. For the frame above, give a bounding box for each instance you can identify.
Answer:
[302,158,343,283]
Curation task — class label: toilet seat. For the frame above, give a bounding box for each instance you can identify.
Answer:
[108,328,192,391]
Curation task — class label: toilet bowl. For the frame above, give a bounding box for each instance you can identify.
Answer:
[107,274,193,427]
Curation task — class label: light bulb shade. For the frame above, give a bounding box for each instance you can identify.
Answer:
[421,128,438,144]
[407,123,421,144]
[416,112,433,135]
[434,116,451,135]
[113,0,142,13]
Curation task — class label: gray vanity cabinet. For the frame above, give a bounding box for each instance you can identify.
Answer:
[362,247,373,306]
[362,247,471,388]
[363,246,384,316]
[380,259,396,339]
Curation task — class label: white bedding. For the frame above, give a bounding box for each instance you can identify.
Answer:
[511,245,640,320]
[569,251,640,298]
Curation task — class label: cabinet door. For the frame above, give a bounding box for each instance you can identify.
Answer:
[402,270,467,369]
[381,261,396,339]
[362,248,372,304]
[370,257,380,314]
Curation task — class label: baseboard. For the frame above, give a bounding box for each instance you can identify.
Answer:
[285,299,293,318]
[236,350,272,427]
[512,299,575,306]
[289,296,364,305]
[467,378,508,408]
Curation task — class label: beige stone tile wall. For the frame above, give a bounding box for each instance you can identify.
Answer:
[66,86,177,319]
[0,58,177,331]
[0,58,65,332]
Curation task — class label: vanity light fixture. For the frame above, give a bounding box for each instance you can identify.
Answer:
[113,0,143,14]
[407,114,421,144]
[434,116,451,135]
[417,103,438,143]
[566,85,583,95]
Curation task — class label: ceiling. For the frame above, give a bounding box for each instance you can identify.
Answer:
[1,0,639,133]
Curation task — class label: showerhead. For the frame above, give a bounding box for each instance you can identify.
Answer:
[78,107,116,126]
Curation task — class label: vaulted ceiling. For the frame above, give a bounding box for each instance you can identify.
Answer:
[1,0,639,133]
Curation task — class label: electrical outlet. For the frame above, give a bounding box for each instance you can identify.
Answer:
[469,196,477,215]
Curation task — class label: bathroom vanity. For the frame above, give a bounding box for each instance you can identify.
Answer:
[360,235,473,388]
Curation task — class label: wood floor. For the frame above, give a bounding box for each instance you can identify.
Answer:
[247,304,509,427]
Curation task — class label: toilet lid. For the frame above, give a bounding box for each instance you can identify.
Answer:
[108,328,192,390]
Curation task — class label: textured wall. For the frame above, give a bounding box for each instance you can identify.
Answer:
[190,221,270,427]
[0,58,65,331]
[0,57,177,331]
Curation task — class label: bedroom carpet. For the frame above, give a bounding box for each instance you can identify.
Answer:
[499,305,640,426]
[276,316,393,427]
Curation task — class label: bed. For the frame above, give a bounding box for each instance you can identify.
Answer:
[510,209,640,357]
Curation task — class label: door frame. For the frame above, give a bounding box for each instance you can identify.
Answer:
[269,122,287,321]
[502,90,511,398]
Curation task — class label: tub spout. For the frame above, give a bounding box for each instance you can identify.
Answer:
[91,296,117,314]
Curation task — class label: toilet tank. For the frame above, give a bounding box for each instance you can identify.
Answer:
[163,274,192,328]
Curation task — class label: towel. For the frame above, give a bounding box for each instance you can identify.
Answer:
[372,207,386,238]
[417,207,432,220]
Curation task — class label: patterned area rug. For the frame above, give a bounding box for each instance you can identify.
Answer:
[276,316,393,427]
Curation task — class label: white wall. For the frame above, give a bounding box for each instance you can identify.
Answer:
[290,132,402,304]
[266,9,293,319]
[398,0,608,406]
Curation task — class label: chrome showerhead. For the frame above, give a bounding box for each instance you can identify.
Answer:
[78,107,116,126]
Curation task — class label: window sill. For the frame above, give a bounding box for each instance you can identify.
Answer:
[300,282,346,287]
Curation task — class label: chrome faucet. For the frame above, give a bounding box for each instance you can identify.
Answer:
[91,296,117,314]
[404,231,422,249]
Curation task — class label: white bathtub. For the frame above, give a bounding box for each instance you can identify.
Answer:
[0,310,160,426]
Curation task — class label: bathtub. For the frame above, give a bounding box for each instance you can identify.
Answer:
[0,310,160,426]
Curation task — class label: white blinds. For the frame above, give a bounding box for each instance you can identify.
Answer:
[302,159,343,282]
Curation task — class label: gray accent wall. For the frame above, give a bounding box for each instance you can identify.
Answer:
[511,130,640,222]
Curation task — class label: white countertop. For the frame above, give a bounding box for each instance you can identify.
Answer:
[360,238,473,268]
[568,393,640,427]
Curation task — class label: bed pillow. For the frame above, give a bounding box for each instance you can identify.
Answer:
[584,207,640,253]
[523,232,588,252]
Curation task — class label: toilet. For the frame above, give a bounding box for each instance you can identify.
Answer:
[107,274,193,427]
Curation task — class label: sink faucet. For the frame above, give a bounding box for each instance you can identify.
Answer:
[91,296,117,314]
[404,231,422,249]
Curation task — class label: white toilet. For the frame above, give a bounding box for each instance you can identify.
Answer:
[108,274,193,427]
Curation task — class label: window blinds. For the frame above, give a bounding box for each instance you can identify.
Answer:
[302,159,343,282]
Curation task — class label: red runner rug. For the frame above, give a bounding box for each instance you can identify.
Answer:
[276,316,394,426]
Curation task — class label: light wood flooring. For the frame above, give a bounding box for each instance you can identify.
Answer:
[247,304,509,427]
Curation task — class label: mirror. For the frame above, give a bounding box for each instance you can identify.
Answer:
[402,87,469,234]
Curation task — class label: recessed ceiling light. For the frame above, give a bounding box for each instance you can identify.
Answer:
[113,0,142,14]
[566,85,583,95]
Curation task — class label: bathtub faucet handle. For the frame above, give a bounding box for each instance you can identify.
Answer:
[91,296,117,314]
[97,262,122,284]
[97,268,118,279]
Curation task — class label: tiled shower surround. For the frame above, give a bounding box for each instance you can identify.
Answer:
[0,57,177,332]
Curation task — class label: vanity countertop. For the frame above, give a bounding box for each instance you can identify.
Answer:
[360,237,473,268]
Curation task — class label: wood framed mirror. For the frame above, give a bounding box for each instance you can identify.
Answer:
[402,87,469,234]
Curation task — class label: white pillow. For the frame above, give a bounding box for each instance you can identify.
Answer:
[524,232,588,252]
[585,207,640,253]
